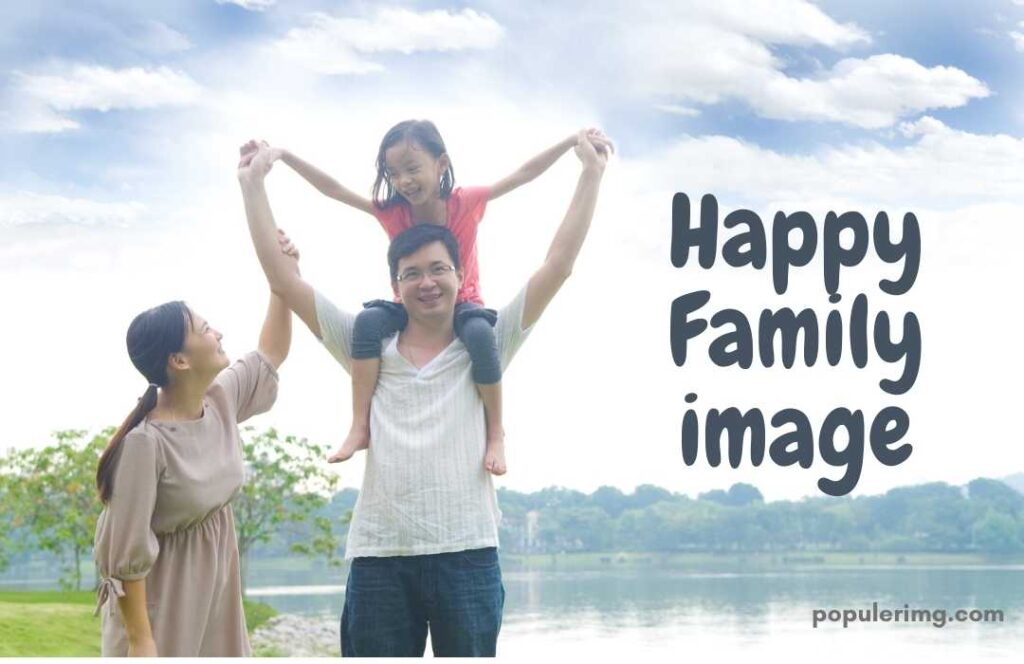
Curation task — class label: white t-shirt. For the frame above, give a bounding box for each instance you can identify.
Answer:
[315,286,534,558]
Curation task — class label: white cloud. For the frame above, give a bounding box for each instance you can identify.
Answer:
[132,20,193,53]
[620,0,987,128]
[1011,21,1024,51]
[627,116,1024,211]
[215,0,275,10]
[681,0,871,47]
[274,8,503,75]
[5,64,202,133]
[654,104,701,117]
[0,192,146,227]
[16,65,201,112]
[754,54,988,128]
[0,104,80,133]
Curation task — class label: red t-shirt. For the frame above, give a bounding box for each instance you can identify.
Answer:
[372,186,490,305]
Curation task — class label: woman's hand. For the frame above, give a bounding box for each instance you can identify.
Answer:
[277,228,301,275]
[127,637,158,657]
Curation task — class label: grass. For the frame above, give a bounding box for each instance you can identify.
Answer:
[0,591,99,656]
[0,590,277,656]
[244,598,278,633]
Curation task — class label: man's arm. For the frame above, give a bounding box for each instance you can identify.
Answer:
[238,144,323,339]
[521,131,608,329]
[280,149,376,215]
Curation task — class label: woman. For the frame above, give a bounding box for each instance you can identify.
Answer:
[92,231,299,656]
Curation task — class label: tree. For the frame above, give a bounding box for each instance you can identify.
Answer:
[0,468,16,573]
[233,427,343,594]
[973,509,1023,553]
[591,486,627,517]
[1,430,107,590]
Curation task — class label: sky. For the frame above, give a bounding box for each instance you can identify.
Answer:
[1,0,1022,501]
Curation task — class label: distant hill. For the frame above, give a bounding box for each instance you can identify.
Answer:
[1001,473,1024,496]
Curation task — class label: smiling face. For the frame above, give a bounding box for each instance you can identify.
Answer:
[383,139,450,207]
[167,310,229,381]
[392,240,462,325]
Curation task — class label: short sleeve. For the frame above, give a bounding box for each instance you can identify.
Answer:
[453,186,490,228]
[94,430,162,586]
[372,202,411,239]
[494,285,535,371]
[213,350,279,423]
[315,290,357,374]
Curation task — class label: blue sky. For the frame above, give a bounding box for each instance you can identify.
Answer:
[5,0,1022,188]
[1,1,1022,499]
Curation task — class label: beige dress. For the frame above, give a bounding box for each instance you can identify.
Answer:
[93,351,278,657]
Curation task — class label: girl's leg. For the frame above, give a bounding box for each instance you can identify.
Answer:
[455,304,505,475]
[329,302,406,463]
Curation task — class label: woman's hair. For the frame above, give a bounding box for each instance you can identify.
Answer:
[372,119,455,209]
[96,301,192,504]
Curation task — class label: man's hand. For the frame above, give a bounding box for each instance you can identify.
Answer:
[575,129,610,173]
[576,128,614,156]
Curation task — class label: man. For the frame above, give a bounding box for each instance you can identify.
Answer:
[237,130,608,656]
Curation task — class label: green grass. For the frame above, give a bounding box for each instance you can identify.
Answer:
[0,591,99,656]
[0,591,277,656]
[243,598,278,633]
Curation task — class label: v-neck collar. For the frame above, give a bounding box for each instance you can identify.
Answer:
[388,333,460,376]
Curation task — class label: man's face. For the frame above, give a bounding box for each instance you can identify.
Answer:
[392,241,462,324]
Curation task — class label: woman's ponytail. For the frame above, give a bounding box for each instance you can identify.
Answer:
[95,301,191,504]
[96,384,159,503]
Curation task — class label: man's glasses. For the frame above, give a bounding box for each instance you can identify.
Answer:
[396,263,457,283]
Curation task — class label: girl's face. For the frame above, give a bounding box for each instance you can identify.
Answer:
[384,139,449,206]
[173,311,229,379]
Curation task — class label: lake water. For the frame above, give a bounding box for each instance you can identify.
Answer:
[247,564,1024,661]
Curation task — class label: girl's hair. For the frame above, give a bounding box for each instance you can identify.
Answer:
[372,119,456,209]
[96,301,192,504]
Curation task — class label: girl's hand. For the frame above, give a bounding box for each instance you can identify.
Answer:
[574,129,610,173]
[237,140,284,184]
[583,127,614,155]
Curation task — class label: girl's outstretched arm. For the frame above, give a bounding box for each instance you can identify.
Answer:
[279,149,376,215]
[489,128,613,201]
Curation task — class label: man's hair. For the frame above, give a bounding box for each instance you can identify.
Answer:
[387,224,461,281]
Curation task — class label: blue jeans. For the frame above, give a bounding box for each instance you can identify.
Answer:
[340,547,505,657]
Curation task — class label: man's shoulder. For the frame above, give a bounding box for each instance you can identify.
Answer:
[494,285,532,343]
[314,290,356,371]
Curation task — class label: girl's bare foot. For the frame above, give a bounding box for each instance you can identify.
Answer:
[484,436,506,475]
[328,424,370,463]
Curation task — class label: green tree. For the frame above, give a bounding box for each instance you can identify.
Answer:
[0,468,16,573]
[1,429,107,590]
[233,427,343,594]
[973,509,1022,553]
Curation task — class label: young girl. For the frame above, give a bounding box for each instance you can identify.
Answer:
[272,120,610,475]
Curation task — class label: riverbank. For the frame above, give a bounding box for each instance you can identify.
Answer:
[502,550,1024,570]
[0,591,277,656]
